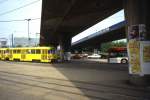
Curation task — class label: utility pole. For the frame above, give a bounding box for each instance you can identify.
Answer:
[36,33,40,46]
[12,33,13,47]
[25,19,31,46]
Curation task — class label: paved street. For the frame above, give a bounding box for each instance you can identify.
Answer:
[0,60,150,100]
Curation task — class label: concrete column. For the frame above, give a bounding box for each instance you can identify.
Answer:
[59,34,72,61]
[93,44,101,54]
[93,49,98,54]
[124,0,150,86]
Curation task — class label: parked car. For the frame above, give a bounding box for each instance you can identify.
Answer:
[87,54,101,59]
[71,54,82,59]
[82,53,88,58]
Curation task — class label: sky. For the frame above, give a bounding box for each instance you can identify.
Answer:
[0,0,125,46]
[0,0,42,41]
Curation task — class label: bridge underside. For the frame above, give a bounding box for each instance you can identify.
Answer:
[40,0,150,85]
[72,26,126,49]
[40,0,123,46]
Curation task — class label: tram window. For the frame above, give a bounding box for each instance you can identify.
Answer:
[44,49,47,54]
[13,50,17,54]
[48,50,55,54]
[45,50,48,54]
[48,50,51,54]
[5,50,9,54]
[6,50,9,53]
[36,49,41,54]
[41,50,43,54]
[52,50,55,54]
[42,49,47,54]
[22,50,26,54]
[17,50,21,53]
[10,50,13,54]
[27,50,31,54]
[31,50,36,54]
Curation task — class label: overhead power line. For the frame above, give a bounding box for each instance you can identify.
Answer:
[0,19,25,22]
[30,18,41,20]
[0,18,40,22]
[0,0,40,17]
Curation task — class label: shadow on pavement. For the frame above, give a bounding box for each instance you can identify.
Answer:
[50,61,150,100]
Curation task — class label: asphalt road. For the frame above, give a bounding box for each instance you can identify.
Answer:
[0,60,149,100]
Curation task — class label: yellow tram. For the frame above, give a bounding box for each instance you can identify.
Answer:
[0,47,60,63]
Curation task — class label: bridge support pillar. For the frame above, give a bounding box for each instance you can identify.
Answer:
[124,0,150,86]
[92,44,101,54]
[59,34,71,62]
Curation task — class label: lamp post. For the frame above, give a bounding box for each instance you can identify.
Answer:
[25,19,31,46]
[11,33,13,47]
[36,33,40,46]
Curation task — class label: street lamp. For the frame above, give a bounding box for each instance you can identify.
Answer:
[36,33,40,46]
[25,19,31,46]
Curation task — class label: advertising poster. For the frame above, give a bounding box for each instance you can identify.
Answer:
[139,24,146,41]
[128,40,141,74]
[143,43,150,62]
[128,24,150,75]
[128,25,140,40]
[140,41,150,75]
[128,25,141,74]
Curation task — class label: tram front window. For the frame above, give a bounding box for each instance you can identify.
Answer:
[48,50,56,54]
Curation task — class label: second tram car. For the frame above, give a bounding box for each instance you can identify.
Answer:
[108,47,128,63]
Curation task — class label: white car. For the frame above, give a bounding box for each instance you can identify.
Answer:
[87,54,101,59]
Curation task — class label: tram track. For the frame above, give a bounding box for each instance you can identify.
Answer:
[0,70,149,100]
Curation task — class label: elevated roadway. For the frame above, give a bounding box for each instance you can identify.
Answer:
[72,21,126,49]
[40,0,123,46]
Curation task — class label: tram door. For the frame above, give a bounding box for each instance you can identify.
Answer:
[1,50,5,59]
[9,50,13,60]
[21,49,26,61]
[41,49,48,61]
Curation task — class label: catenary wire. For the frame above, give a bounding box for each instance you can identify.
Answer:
[0,18,40,22]
[0,0,40,17]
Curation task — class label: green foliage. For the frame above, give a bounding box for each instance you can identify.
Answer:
[101,42,113,52]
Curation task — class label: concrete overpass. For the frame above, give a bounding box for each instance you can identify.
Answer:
[40,0,123,46]
[40,0,150,86]
[40,0,149,57]
[72,21,126,49]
